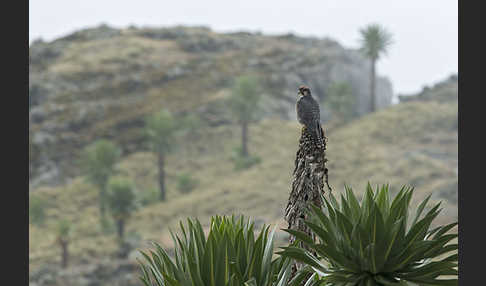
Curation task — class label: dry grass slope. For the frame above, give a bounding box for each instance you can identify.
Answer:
[29,99,458,273]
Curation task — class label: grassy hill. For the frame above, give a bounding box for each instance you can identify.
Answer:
[29,93,458,276]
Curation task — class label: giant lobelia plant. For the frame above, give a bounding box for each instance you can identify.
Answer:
[278,184,458,286]
[138,215,290,286]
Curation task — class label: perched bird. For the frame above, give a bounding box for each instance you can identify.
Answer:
[296,85,324,147]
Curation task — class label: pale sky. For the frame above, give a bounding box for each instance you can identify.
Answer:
[29,0,458,96]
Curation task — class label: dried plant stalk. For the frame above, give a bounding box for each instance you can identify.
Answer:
[285,125,331,279]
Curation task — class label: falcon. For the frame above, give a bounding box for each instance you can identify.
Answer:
[296,85,324,147]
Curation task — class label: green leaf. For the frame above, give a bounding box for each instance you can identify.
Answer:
[345,185,361,222]
[382,218,404,262]
[442,253,458,262]
[310,204,338,243]
[402,277,458,286]
[244,277,257,286]
[375,184,390,215]
[283,228,315,246]
[277,246,327,272]
[432,222,458,240]
[312,243,360,272]
[410,194,431,227]
[374,275,401,286]
[305,221,334,248]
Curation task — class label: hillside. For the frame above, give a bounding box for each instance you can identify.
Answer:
[29,24,457,286]
[29,78,457,285]
[29,24,393,188]
[398,74,458,103]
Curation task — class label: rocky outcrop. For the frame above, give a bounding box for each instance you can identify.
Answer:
[29,24,394,188]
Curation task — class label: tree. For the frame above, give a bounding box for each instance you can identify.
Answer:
[325,81,357,124]
[80,139,121,218]
[145,110,177,201]
[359,24,393,113]
[176,173,199,194]
[106,177,137,240]
[56,219,71,269]
[229,75,262,158]
[29,194,47,226]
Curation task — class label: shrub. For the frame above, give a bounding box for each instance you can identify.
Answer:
[279,184,458,286]
[29,195,47,226]
[231,146,261,170]
[106,177,137,239]
[229,75,262,158]
[324,81,357,124]
[57,219,72,240]
[139,187,160,206]
[79,139,121,217]
[180,113,204,140]
[176,173,199,194]
[145,109,178,201]
[100,215,116,234]
[138,215,289,286]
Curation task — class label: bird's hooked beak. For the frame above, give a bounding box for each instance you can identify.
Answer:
[298,85,310,96]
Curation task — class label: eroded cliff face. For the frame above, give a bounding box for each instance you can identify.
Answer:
[29,24,393,188]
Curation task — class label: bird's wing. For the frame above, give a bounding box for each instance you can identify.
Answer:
[309,96,321,121]
[297,97,316,125]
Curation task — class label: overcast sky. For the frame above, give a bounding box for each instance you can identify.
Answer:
[29,0,457,96]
